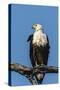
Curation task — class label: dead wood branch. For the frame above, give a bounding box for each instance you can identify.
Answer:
[9,63,58,75]
[9,63,58,85]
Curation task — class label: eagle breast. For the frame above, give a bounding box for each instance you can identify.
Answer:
[33,30,47,46]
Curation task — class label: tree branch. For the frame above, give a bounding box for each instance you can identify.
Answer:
[9,63,58,85]
[9,63,58,75]
[9,63,38,84]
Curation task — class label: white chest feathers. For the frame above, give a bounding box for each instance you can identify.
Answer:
[33,30,48,46]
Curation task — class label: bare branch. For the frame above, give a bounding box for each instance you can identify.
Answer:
[9,63,58,85]
[9,63,38,85]
[9,63,58,75]
[33,65,58,74]
[9,63,32,75]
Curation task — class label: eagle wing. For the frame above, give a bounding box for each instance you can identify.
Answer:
[27,34,35,66]
[27,34,50,66]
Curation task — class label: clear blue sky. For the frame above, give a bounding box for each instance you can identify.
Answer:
[10,4,58,86]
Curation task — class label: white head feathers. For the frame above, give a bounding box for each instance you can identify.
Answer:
[32,24,47,46]
[32,24,43,31]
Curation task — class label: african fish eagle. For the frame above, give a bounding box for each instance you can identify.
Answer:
[27,24,50,84]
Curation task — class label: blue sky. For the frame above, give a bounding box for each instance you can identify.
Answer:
[10,4,58,86]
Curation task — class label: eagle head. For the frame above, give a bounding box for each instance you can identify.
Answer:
[32,24,43,31]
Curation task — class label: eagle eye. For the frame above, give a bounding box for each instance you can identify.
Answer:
[35,24,37,26]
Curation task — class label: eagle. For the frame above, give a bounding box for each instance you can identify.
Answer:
[27,24,50,84]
